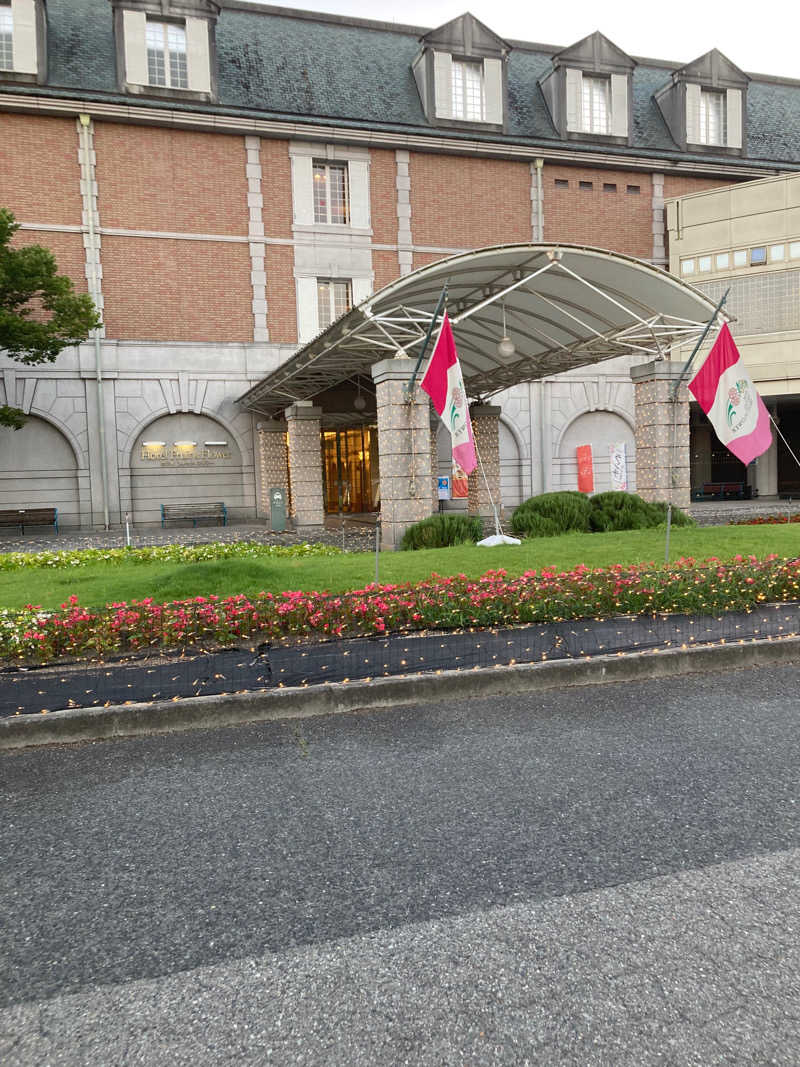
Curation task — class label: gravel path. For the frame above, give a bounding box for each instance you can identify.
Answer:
[0,519,378,555]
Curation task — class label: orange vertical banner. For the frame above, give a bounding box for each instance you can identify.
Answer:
[576,444,594,493]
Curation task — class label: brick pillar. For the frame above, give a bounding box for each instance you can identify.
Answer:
[468,404,502,524]
[257,420,289,525]
[630,361,690,507]
[372,358,433,550]
[285,402,324,534]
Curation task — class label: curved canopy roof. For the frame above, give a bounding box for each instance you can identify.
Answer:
[239,243,724,418]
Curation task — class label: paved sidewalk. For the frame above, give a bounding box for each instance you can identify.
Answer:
[689,497,800,525]
[4,663,800,1064]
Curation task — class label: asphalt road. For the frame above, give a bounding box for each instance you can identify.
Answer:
[2,663,800,1064]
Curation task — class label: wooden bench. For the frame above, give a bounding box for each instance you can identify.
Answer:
[0,507,59,535]
[161,502,227,528]
[693,482,751,501]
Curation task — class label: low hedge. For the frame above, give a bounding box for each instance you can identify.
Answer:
[510,491,592,538]
[0,540,340,572]
[401,512,483,550]
[589,492,694,533]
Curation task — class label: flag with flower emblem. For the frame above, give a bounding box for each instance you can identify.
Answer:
[421,310,477,474]
[688,323,772,465]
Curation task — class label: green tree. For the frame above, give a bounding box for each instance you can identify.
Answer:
[0,208,100,429]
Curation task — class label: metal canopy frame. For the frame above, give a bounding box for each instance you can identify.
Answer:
[238,243,726,417]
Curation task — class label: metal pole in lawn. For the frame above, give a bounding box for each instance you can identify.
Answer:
[664,288,730,564]
[374,518,381,584]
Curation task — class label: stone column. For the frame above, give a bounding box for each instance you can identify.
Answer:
[467,404,502,525]
[285,402,324,534]
[256,420,289,523]
[752,409,778,496]
[630,361,690,507]
[372,358,433,550]
[430,420,440,512]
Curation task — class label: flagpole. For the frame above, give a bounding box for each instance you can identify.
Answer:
[406,283,448,397]
[670,288,730,400]
[664,289,729,563]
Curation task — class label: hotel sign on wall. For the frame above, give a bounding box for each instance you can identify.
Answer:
[139,441,231,467]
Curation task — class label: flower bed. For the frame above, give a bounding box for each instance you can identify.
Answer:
[2,554,798,666]
[0,540,340,572]
[731,514,800,526]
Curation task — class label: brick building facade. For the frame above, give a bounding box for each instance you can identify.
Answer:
[1,1,799,527]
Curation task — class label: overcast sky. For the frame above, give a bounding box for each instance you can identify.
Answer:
[239,0,798,79]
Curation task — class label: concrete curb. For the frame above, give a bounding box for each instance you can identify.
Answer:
[3,636,800,751]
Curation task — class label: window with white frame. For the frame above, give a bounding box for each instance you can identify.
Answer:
[698,89,724,145]
[0,4,12,71]
[451,59,484,121]
[581,76,610,135]
[313,161,349,225]
[317,279,352,329]
[146,20,188,90]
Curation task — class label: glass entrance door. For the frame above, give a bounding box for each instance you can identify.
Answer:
[322,426,378,513]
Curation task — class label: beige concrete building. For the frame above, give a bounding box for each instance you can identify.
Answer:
[667,173,800,497]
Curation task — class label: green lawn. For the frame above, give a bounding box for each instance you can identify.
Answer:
[1,524,799,612]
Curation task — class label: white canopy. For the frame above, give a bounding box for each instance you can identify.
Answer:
[239,243,723,417]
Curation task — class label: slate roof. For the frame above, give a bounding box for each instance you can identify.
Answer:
[13,0,800,170]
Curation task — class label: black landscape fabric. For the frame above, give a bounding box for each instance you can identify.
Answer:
[2,604,799,717]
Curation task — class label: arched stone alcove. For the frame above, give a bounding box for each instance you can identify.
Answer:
[557,409,636,493]
[0,416,81,527]
[130,413,246,524]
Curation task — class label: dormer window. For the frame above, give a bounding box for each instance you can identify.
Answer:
[0,0,41,80]
[146,21,188,89]
[656,50,747,154]
[452,60,484,121]
[540,33,634,144]
[0,5,12,70]
[413,14,509,130]
[698,89,724,145]
[581,76,610,135]
[115,2,217,100]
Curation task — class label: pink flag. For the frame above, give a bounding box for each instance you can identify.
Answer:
[688,323,772,466]
[421,311,477,475]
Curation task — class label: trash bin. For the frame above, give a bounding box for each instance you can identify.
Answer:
[269,488,287,533]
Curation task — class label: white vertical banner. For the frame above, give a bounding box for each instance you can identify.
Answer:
[609,442,628,491]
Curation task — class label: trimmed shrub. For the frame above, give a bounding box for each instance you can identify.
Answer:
[510,491,592,538]
[589,491,694,532]
[401,512,483,551]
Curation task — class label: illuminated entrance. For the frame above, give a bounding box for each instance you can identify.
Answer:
[322,426,379,513]
[241,244,724,544]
